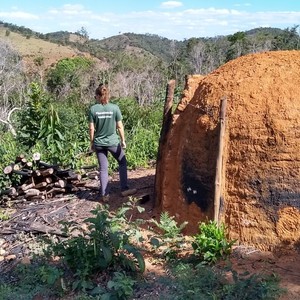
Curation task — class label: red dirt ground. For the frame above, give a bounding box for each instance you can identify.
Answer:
[0,167,299,299]
[84,168,300,299]
[113,168,300,300]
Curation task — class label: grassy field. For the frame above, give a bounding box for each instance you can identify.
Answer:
[0,27,90,72]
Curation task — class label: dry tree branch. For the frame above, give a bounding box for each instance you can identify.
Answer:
[0,107,21,136]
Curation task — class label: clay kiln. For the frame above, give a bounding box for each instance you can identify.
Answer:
[155,51,300,250]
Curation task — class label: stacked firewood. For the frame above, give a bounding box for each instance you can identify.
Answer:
[1,153,99,202]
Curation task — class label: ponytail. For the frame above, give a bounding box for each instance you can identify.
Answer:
[95,83,110,103]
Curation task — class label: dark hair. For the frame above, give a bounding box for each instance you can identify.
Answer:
[95,83,109,102]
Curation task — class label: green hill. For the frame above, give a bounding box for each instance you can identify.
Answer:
[1,20,299,78]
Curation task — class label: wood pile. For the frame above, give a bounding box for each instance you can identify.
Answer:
[1,153,99,203]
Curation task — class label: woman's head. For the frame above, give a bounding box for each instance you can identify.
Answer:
[95,83,110,104]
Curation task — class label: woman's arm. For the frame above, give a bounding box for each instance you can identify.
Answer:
[116,120,126,148]
[89,122,95,151]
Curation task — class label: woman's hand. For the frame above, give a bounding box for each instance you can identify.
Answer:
[90,142,95,152]
[121,141,126,149]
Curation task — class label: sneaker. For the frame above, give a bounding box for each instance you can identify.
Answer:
[121,188,137,197]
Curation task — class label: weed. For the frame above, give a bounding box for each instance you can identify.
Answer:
[43,204,145,291]
[113,196,145,243]
[75,272,136,300]
[156,262,222,300]
[160,261,284,300]
[0,208,10,220]
[38,265,64,285]
[151,211,188,239]
[0,263,64,299]
[107,271,136,299]
[150,211,188,261]
[222,271,286,300]
[192,220,236,264]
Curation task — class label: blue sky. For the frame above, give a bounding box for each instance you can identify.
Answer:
[0,1,300,40]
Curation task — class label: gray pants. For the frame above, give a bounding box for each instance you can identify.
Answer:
[95,144,128,196]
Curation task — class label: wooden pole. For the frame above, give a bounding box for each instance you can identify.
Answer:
[214,97,227,224]
[154,79,176,207]
[163,80,175,125]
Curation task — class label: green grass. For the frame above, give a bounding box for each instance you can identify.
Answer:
[150,262,285,300]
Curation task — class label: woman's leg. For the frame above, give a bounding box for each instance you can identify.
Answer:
[108,144,128,191]
[95,147,109,196]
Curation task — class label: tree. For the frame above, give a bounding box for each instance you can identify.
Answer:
[46,57,94,98]
[226,31,248,61]
[0,39,26,134]
[189,40,206,74]
[168,40,181,81]
[273,25,300,50]
[76,26,89,40]
[247,34,272,53]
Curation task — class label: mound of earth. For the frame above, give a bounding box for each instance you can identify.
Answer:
[156,50,300,251]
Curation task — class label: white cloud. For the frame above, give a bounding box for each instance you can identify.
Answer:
[184,8,239,15]
[61,4,89,15]
[234,3,252,7]
[0,11,39,20]
[49,4,91,16]
[87,8,300,39]
[91,15,111,22]
[160,1,183,9]
[1,3,300,41]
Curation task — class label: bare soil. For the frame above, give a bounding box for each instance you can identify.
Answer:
[0,167,299,299]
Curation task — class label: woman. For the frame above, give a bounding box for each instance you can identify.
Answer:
[88,83,136,201]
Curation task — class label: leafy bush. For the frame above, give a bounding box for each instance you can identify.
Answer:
[0,131,24,189]
[38,103,65,162]
[192,220,236,264]
[14,82,92,168]
[44,205,145,291]
[150,212,188,260]
[17,82,50,148]
[16,83,70,165]
[55,100,91,167]
[113,98,162,169]
[106,271,136,299]
[151,211,188,239]
[47,57,93,94]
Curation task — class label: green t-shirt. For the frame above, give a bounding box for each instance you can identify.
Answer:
[89,102,122,147]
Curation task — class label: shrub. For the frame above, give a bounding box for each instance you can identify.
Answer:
[46,57,93,94]
[150,212,188,260]
[17,82,50,148]
[106,271,136,299]
[192,220,236,264]
[44,205,145,291]
[0,131,24,189]
[113,98,162,168]
[151,211,188,239]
